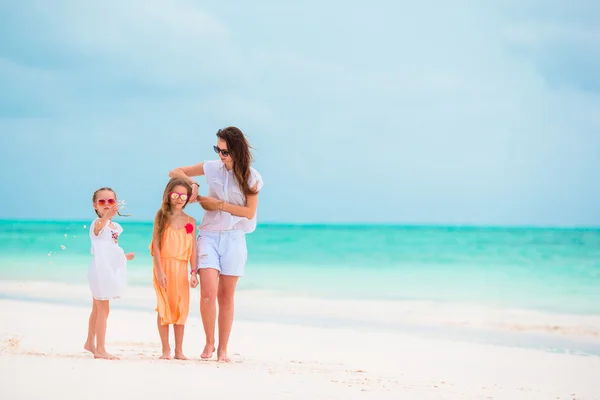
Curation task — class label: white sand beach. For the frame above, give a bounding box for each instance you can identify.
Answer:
[1,288,599,399]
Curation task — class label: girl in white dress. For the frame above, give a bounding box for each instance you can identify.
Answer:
[84,187,135,360]
[169,126,264,362]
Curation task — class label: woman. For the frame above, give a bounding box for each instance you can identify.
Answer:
[169,126,264,362]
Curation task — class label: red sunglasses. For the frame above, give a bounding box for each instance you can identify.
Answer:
[96,199,116,206]
[169,192,189,201]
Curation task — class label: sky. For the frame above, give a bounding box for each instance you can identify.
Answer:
[0,0,599,226]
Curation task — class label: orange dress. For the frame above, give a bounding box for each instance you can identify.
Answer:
[150,221,194,326]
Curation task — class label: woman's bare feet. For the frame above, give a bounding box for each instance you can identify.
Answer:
[84,341,95,354]
[201,343,215,359]
[160,350,172,360]
[94,350,118,360]
[217,349,232,363]
[174,352,189,360]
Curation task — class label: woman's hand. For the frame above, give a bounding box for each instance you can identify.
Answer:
[190,274,199,288]
[156,269,167,288]
[198,196,224,211]
[125,252,135,261]
[189,183,199,203]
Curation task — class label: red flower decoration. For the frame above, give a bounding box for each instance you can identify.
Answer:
[185,223,194,234]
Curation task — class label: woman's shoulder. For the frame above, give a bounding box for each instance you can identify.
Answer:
[203,159,219,174]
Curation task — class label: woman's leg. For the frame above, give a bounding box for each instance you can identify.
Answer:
[84,298,97,354]
[157,315,171,359]
[94,299,118,359]
[199,268,219,358]
[216,275,239,362]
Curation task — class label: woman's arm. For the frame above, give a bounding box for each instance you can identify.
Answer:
[169,163,205,182]
[199,183,260,219]
[169,162,205,202]
[221,192,259,219]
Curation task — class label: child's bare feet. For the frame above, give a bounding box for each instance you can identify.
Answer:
[201,343,215,359]
[94,350,119,360]
[160,350,172,360]
[174,352,188,360]
[84,341,95,354]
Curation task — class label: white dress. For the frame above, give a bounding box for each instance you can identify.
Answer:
[88,219,127,300]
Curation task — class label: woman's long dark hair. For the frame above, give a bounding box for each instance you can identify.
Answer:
[217,126,257,196]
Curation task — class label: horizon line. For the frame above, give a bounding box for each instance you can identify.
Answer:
[1,218,599,230]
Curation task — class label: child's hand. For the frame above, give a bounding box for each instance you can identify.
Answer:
[106,204,119,219]
[190,275,199,288]
[156,270,167,288]
[125,252,135,261]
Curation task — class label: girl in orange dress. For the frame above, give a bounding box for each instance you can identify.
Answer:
[151,178,198,360]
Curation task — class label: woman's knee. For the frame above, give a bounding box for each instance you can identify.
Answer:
[217,281,237,307]
[217,294,234,308]
[200,286,218,304]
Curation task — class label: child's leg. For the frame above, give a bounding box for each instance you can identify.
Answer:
[84,298,97,354]
[94,299,118,360]
[173,324,187,360]
[157,315,171,359]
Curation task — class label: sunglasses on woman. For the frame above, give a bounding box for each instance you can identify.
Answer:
[169,192,189,201]
[213,145,230,157]
[96,199,116,206]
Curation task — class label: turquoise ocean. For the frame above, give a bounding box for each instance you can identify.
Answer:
[1,220,600,355]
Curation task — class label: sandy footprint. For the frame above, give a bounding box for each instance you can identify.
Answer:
[0,336,20,353]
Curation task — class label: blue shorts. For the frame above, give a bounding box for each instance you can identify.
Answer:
[197,230,248,277]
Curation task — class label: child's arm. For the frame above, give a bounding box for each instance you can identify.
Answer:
[93,204,118,236]
[189,219,199,288]
[152,213,167,288]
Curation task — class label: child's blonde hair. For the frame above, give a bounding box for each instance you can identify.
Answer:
[154,178,192,250]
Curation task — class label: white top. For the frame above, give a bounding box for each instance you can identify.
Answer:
[88,219,127,300]
[198,159,264,234]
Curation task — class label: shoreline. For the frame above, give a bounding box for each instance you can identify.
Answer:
[1,280,599,357]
